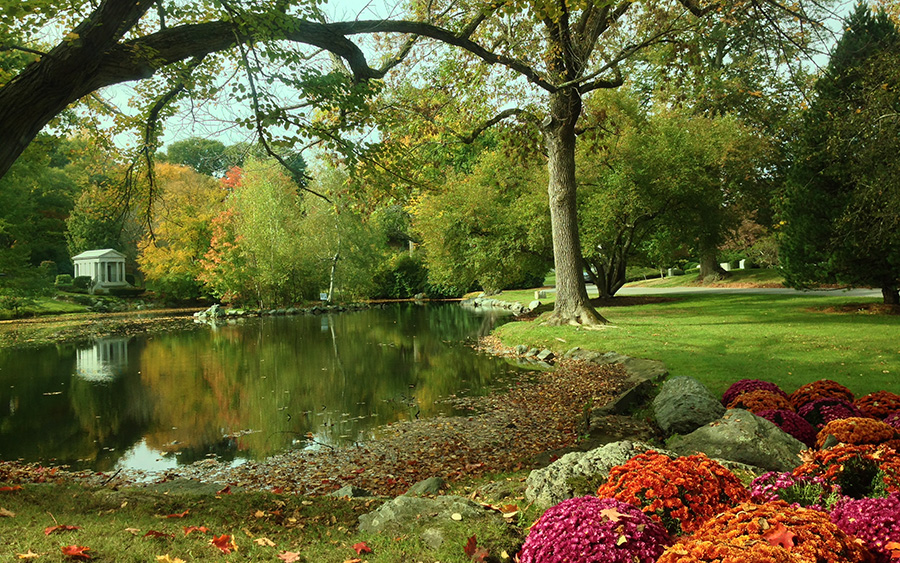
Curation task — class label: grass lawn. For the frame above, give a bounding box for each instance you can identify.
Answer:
[493,291,900,398]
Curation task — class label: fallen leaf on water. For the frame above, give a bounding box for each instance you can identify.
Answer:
[0,507,15,517]
[45,525,80,535]
[16,550,40,560]
[144,530,175,539]
[211,534,237,554]
[254,537,276,547]
[184,526,210,535]
[61,545,91,560]
[278,551,302,562]
[156,555,186,563]
[352,541,372,554]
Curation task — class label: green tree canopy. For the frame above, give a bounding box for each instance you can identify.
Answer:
[779,3,900,304]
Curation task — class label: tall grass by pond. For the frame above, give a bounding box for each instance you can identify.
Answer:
[493,292,899,397]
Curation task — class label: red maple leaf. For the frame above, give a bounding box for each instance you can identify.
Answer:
[211,534,237,554]
[166,509,189,518]
[764,522,797,550]
[0,485,23,492]
[353,541,372,554]
[61,545,91,560]
[144,530,175,539]
[463,535,489,561]
[45,525,80,535]
[184,525,211,535]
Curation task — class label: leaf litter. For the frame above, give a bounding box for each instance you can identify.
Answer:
[1,356,629,498]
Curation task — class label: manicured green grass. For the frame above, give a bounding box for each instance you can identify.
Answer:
[0,478,528,562]
[624,267,784,288]
[494,292,900,398]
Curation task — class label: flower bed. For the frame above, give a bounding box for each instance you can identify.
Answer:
[750,471,842,511]
[722,379,789,406]
[792,444,900,499]
[855,391,900,419]
[789,380,855,410]
[659,501,873,563]
[517,496,672,563]
[756,409,817,448]
[798,397,868,429]
[830,493,900,563]
[726,389,795,413]
[595,452,749,535]
[816,417,899,448]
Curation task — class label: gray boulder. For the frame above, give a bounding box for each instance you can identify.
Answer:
[329,485,373,498]
[653,376,725,435]
[525,440,665,508]
[404,476,445,496]
[358,495,502,534]
[667,408,806,472]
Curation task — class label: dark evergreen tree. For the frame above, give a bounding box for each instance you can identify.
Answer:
[780,3,900,304]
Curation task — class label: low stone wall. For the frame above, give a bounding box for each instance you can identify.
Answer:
[193,302,370,324]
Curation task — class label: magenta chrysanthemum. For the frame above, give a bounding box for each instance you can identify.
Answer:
[749,471,841,511]
[518,496,672,563]
[757,409,817,448]
[830,492,900,563]
[722,379,789,406]
[799,397,868,429]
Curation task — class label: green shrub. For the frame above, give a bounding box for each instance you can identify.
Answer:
[73,276,92,290]
[108,287,146,297]
[55,274,73,286]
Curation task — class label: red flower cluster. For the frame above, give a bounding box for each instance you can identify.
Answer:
[727,390,795,414]
[658,501,874,563]
[856,391,900,419]
[790,380,854,410]
[596,452,749,536]
[816,417,899,449]
[793,444,900,499]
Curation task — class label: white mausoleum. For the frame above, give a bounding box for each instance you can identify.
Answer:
[72,248,129,289]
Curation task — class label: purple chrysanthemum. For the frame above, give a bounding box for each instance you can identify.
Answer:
[749,471,841,511]
[518,496,672,563]
[757,409,817,447]
[830,492,900,563]
[799,397,868,429]
[722,379,789,406]
[885,411,900,430]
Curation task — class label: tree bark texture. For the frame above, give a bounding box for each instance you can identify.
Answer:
[543,89,607,326]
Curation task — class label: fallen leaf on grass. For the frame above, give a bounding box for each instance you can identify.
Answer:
[211,534,237,554]
[464,535,489,562]
[342,559,362,563]
[124,528,141,535]
[254,537,276,547]
[144,530,175,539]
[61,545,91,560]
[352,542,372,555]
[278,552,302,562]
[165,510,189,518]
[0,507,15,517]
[0,485,23,492]
[217,486,232,495]
[156,555,186,563]
[45,525,80,535]
[183,526,210,535]
[16,550,40,560]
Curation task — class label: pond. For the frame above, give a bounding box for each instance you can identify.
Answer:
[0,303,529,473]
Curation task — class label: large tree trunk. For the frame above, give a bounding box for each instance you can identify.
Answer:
[543,89,607,326]
[883,285,899,306]
[698,247,728,280]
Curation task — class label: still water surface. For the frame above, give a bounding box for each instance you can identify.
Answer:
[0,304,527,473]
